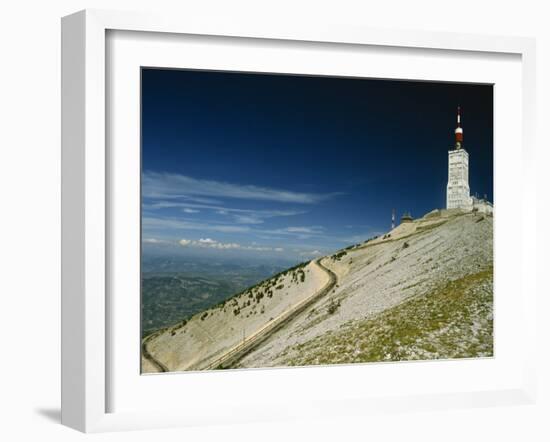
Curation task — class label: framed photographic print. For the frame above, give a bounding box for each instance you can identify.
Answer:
[139,69,494,374]
[61,9,537,432]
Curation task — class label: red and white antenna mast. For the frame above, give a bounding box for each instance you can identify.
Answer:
[454,106,463,149]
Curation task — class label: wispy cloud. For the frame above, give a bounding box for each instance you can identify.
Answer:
[299,249,323,257]
[142,237,171,245]
[233,215,264,225]
[178,237,284,252]
[143,171,341,204]
[285,227,323,234]
[145,200,305,225]
[143,214,375,253]
[143,216,251,233]
[144,215,328,238]
[263,225,326,238]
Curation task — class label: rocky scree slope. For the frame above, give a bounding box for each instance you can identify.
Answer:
[143,209,493,372]
[236,210,493,368]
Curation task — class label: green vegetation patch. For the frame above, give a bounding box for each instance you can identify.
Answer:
[284,267,493,366]
[331,251,348,261]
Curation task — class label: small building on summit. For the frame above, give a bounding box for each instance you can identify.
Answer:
[472,196,494,214]
[400,211,414,223]
[446,106,493,215]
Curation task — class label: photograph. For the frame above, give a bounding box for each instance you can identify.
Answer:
[140,68,494,373]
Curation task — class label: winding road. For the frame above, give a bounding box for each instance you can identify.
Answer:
[202,258,338,370]
[142,258,338,372]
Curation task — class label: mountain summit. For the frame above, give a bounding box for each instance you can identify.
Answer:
[142,209,493,373]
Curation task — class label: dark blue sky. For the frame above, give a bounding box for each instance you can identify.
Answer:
[141,68,493,261]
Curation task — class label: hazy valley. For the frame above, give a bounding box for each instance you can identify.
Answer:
[141,258,287,337]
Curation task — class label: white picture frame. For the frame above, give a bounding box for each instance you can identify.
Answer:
[61,9,537,433]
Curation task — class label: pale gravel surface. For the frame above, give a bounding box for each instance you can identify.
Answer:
[236,210,493,368]
[277,269,493,365]
[140,358,157,373]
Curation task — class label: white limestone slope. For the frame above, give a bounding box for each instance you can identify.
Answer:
[236,209,493,367]
[142,259,329,372]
